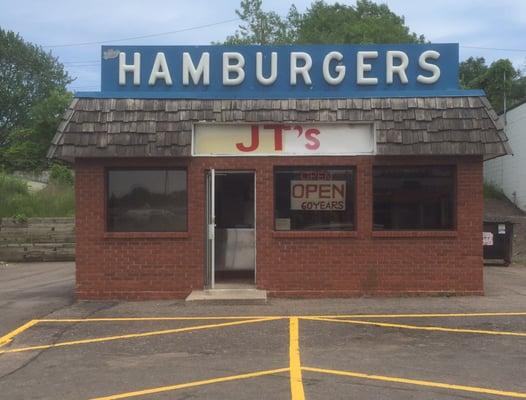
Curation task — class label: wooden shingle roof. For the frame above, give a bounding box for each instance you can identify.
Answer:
[48,97,511,162]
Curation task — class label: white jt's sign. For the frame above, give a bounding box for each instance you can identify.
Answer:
[193,123,374,156]
[290,180,346,211]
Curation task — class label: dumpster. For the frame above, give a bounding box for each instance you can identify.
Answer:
[483,221,514,266]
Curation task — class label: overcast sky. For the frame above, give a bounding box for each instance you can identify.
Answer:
[1,0,525,92]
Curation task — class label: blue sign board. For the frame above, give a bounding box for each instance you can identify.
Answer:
[76,44,483,99]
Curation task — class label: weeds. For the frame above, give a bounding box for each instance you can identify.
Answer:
[0,172,74,218]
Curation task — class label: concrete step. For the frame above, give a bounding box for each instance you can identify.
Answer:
[185,288,267,304]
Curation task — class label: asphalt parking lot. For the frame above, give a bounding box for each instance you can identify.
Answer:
[1,262,526,399]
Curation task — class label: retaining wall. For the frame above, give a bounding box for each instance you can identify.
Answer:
[0,218,75,262]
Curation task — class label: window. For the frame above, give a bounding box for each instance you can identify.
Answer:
[107,169,187,232]
[373,166,455,230]
[274,167,355,231]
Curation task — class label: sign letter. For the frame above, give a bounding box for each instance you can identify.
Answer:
[386,50,409,84]
[148,52,172,86]
[256,52,278,85]
[236,125,259,152]
[357,51,378,85]
[223,52,245,86]
[182,52,210,85]
[322,51,345,85]
[119,52,141,86]
[417,50,441,84]
[290,52,312,85]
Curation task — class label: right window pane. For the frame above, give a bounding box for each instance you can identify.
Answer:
[373,166,455,230]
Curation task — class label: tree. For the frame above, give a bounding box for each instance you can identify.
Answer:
[221,0,424,45]
[224,0,299,44]
[459,57,487,88]
[0,28,72,147]
[460,57,526,113]
[296,0,425,44]
[2,90,72,170]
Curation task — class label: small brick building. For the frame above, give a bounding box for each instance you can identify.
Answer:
[48,97,510,300]
[47,44,510,300]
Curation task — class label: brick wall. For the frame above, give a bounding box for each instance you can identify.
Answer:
[74,155,483,300]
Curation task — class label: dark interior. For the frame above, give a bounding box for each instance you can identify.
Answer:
[214,172,255,285]
[215,172,254,229]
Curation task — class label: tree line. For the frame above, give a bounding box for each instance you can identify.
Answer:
[1,0,524,172]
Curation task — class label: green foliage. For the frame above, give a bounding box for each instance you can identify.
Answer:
[296,0,425,44]
[483,182,507,200]
[0,28,72,143]
[1,89,72,171]
[49,163,74,186]
[224,0,300,44]
[460,57,526,113]
[222,0,423,45]
[13,213,28,223]
[0,172,74,218]
[0,28,72,171]
[0,172,28,196]
[2,128,43,171]
[459,57,487,87]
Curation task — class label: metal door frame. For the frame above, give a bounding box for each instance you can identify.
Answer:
[205,169,215,288]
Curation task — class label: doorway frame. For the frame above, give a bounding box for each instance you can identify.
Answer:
[205,169,256,289]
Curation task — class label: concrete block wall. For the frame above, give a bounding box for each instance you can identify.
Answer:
[0,218,75,262]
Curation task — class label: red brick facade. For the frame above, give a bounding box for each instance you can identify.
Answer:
[74,155,484,300]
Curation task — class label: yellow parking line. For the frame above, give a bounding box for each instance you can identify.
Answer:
[310,312,526,319]
[89,367,290,400]
[36,311,526,323]
[289,317,305,400]
[303,366,526,398]
[38,316,274,323]
[306,317,526,337]
[0,317,281,355]
[0,320,39,348]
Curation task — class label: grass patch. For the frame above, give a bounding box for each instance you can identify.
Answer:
[0,173,74,219]
[483,182,507,200]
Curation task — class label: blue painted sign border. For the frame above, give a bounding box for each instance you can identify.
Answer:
[76,44,485,99]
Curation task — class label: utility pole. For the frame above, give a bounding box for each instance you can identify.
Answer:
[503,70,507,126]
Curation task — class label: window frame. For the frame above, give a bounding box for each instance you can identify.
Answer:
[105,167,189,233]
[372,164,457,232]
[273,166,357,232]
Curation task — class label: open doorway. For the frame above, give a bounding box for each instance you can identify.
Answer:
[205,171,255,288]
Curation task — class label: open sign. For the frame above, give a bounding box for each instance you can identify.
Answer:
[290,180,346,211]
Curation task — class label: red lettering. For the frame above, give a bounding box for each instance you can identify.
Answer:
[236,125,260,152]
[306,184,317,198]
[294,125,303,138]
[263,124,292,151]
[291,184,304,198]
[304,128,320,150]
[318,184,331,198]
[332,183,345,199]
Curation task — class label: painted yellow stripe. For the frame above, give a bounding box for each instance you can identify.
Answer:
[303,366,526,398]
[0,320,39,348]
[310,312,526,319]
[0,317,280,355]
[306,317,526,337]
[89,368,290,400]
[36,311,526,323]
[289,317,305,400]
[38,316,273,323]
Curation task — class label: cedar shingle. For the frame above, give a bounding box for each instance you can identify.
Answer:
[48,96,510,162]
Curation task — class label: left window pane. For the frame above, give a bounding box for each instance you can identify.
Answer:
[107,169,187,232]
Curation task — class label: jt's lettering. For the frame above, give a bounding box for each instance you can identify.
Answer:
[236,125,320,153]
